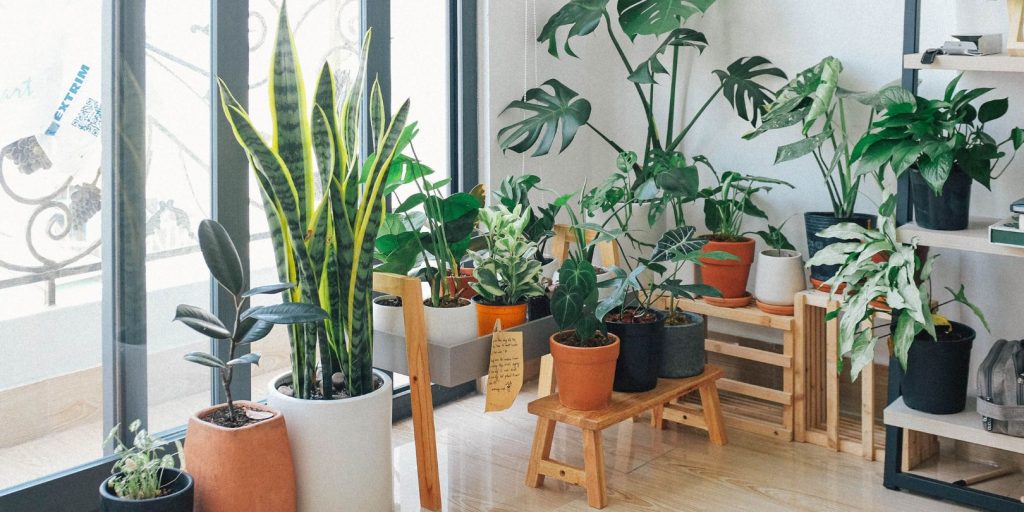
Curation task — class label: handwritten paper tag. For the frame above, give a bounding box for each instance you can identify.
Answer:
[484,320,524,412]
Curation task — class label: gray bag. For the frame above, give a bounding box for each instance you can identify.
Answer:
[977,339,1024,436]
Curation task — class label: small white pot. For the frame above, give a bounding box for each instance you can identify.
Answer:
[372,295,405,336]
[424,300,478,346]
[754,249,807,306]
[267,370,394,512]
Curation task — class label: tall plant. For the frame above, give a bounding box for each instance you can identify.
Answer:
[499,0,785,196]
[218,6,413,398]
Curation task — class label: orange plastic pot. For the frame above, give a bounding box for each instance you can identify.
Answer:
[699,237,756,299]
[184,401,296,512]
[550,332,620,410]
[474,298,528,335]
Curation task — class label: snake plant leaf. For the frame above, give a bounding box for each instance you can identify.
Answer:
[227,352,262,367]
[713,56,787,126]
[248,302,328,324]
[174,304,231,339]
[537,0,609,58]
[617,0,715,38]
[499,79,592,156]
[237,317,275,344]
[651,225,703,262]
[184,352,227,369]
[242,282,296,297]
[197,219,246,295]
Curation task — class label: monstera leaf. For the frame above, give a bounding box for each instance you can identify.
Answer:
[499,79,592,156]
[537,0,609,58]
[713,56,787,127]
[628,28,708,84]
[617,0,715,38]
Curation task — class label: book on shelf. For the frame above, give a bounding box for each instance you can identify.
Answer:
[988,216,1024,248]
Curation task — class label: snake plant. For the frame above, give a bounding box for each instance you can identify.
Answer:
[217,5,412,398]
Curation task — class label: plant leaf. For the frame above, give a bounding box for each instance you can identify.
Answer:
[978,98,1009,123]
[713,56,787,126]
[174,304,231,339]
[499,79,592,156]
[651,225,704,262]
[184,351,226,369]
[617,0,715,38]
[946,285,990,332]
[198,219,246,295]
[241,282,295,297]
[246,303,328,324]
[537,0,608,57]
[227,352,262,367]
[237,317,275,344]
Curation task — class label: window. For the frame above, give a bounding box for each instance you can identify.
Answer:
[0,1,476,508]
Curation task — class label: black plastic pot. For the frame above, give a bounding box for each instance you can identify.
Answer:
[658,312,705,378]
[607,309,665,392]
[899,321,976,415]
[804,212,876,283]
[100,468,194,512]
[909,165,972,231]
[526,294,551,320]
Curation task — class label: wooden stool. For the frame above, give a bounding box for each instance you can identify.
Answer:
[525,366,726,509]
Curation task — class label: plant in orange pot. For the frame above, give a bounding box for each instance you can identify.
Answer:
[696,159,792,307]
[468,204,546,335]
[174,220,327,512]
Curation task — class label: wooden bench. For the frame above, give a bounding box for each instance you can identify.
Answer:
[525,365,726,508]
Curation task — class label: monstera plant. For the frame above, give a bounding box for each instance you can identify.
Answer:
[499,0,785,217]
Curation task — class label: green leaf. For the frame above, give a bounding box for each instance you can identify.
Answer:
[917,151,954,195]
[978,98,1008,123]
[617,0,715,38]
[242,282,295,297]
[227,352,262,367]
[713,56,787,126]
[802,56,843,134]
[537,0,608,58]
[890,140,926,175]
[184,351,226,369]
[651,225,704,262]
[499,79,592,156]
[629,28,708,84]
[878,86,916,111]
[1011,127,1024,150]
[246,303,328,324]
[774,131,830,164]
[237,318,274,344]
[946,285,990,333]
[174,304,231,339]
[661,281,721,299]
[198,219,246,295]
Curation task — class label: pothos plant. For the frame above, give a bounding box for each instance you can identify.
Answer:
[695,157,794,241]
[745,56,895,219]
[467,205,547,306]
[498,0,785,207]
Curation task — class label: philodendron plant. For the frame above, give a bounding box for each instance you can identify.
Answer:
[499,0,785,206]
[551,198,612,347]
[174,220,327,426]
[468,205,546,306]
[695,158,794,241]
[218,7,412,398]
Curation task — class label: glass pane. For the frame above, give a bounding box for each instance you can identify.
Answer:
[144,0,213,434]
[247,0,363,401]
[0,0,104,489]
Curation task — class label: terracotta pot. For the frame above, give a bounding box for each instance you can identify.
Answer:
[698,237,756,299]
[184,401,295,512]
[549,332,621,410]
[473,297,528,335]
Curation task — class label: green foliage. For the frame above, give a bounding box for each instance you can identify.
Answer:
[218,4,411,398]
[494,174,572,260]
[103,420,181,501]
[551,200,606,343]
[498,80,592,157]
[468,205,546,305]
[176,219,326,422]
[712,56,787,127]
[748,221,796,251]
[695,159,793,240]
[851,74,1024,194]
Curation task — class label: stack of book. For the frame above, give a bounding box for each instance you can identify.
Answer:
[989,216,1024,248]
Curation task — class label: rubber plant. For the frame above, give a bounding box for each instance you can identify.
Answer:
[498,0,786,222]
[217,11,413,398]
[174,219,327,425]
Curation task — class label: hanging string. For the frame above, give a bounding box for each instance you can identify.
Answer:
[520,0,529,178]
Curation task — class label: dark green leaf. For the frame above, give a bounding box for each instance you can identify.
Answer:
[651,225,704,262]
[184,351,226,369]
[242,282,295,297]
[174,304,231,339]
[247,303,328,324]
[617,0,715,38]
[1012,127,1024,150]
[227,352,262,367]
[237,317,274,344]
[537,0,608,58]
[978,98,1008,123]
[713,56,787,126]
[499,79,592,156]
[198,219,246,295]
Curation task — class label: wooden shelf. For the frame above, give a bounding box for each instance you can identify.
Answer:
[896,217,1024,258]
[884,397,1024,455]
[904,53,1024,73]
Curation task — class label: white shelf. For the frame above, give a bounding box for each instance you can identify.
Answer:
[896,217,1024,258]
[904,53,1024,73]
[885,397,1024,455]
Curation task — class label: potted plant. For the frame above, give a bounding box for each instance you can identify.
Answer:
[373,152,482,343]
[549,199,620,411]
[100,420,192,512]
[696,158,793,306]
[745,56,890,285]
[217,6,409,509]
[468,204,546,335]
[751,222,806,315]
[852,74,1023,230]
[174,220,326,512]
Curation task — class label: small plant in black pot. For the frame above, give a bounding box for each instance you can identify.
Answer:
[852,74,1023,231]
[100,420,192,512]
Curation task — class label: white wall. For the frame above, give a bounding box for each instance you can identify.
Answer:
[480,0,1024,372]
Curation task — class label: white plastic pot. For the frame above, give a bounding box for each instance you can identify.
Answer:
[372,295,405,336]
[267,370,394,512]
[753,249,806,306]
[424,300,478,345]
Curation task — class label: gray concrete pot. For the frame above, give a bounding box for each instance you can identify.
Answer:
[658,311,706,378]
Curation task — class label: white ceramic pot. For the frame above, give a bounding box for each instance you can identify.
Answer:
[424,300,478,345]
[753,249,807,306]
[372,295,405,336]
[267,370,394,512]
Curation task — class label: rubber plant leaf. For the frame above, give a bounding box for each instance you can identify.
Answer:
[198,219,247,295]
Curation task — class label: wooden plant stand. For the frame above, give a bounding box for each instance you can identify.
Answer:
[525,366,726,509]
